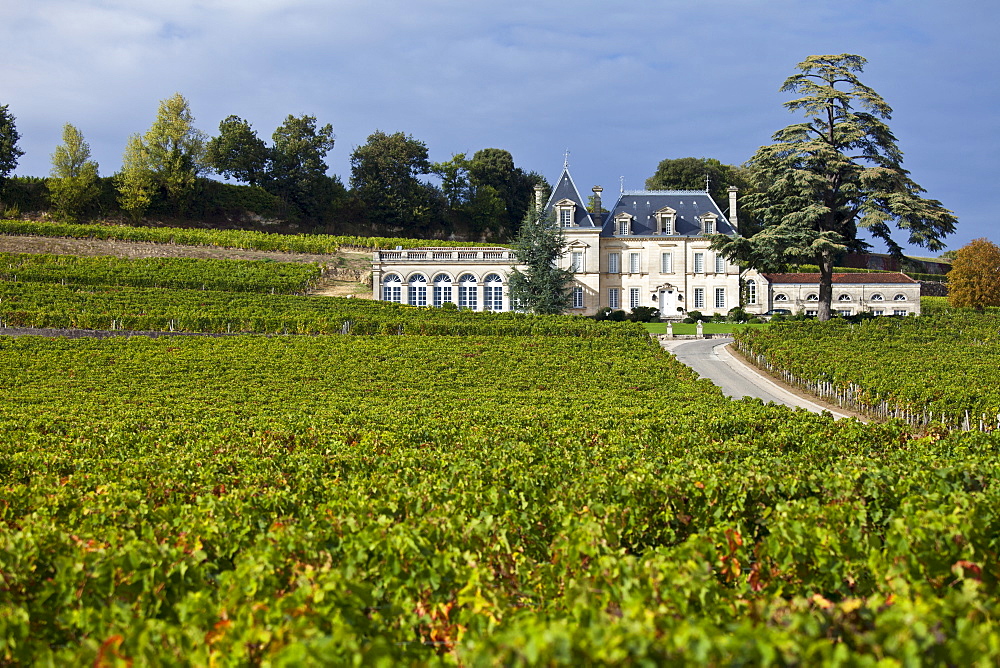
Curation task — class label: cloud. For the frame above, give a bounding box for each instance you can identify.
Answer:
[2,0,996,253]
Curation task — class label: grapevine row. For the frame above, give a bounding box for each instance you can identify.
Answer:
[0,335,998,663]
[0,252,322,294]
[733,310,1000,429]
[0,219,493,254]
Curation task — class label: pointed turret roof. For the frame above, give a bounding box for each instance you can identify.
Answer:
[543,165,598,228]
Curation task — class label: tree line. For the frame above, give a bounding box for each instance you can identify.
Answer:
[1,55,970,319]
[0,94,546,242]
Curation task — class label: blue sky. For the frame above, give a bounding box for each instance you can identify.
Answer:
[3,0,996,255]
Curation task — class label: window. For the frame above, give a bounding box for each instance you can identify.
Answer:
[894,309,907,316]
[629,252,641,274]
[573,286,584,309]
[701,215,716,235]
[693,252,704,274]
[693,288,705,309]
[458,273,477,310]
[629,287,640,309]
[483,274,504,311]
[617,217,631,235]
[560,208,573,228]
[872,309,885,316]
[656,209,676,234]
[838,309,852,316]
[746,279,757,305]
[571,251,584,273]
[660,252,673,274]
[432,273,453,307]
[806,310,818,316]
[408,273,427,306]
[608,252,620,274]
[838,294,852,302]
[608,288,620,309]
[870,293,884,301]
[715,255,726,273]
[806,293,818,302]
[893,294,907,301]
[774,293,788,302]
[715,288,725,309]
[382,274,402,303]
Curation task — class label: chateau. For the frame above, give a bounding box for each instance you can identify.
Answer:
[371,164,922,317]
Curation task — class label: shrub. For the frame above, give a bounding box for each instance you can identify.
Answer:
[628,306,660,323]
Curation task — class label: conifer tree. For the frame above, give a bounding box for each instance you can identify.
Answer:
[507,203,573,314]
[712,54,956,320]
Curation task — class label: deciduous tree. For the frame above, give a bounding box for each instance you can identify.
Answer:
[507,203,574,314]
[115,134,153,221]
[646,157,747,201]
[0,104,24,195]
[49,123,100,221]
[114,93,207,216]
[430,149,543,240]
[265,114,337,220]
[144,93,208,209]
[947,238,1000,310]
[350,131,433,231]
[711,54,957,321]
[206,115,269,187]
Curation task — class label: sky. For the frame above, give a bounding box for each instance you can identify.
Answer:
[2,0,996,256]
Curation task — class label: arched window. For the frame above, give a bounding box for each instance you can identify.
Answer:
[774,293,788,302]
[838,294,852,302]
[458,273,478,310]
[483,273,504,311]
[746,279,757,305]
[870,293,884,301]
[806,293,818,301]
[893,293,907,301]
[408,273,428,307]
[382,274,403,303]
[433,273,453,307]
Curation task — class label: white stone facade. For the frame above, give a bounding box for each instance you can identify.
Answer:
[752,273,922,316]
[370,165,923,319]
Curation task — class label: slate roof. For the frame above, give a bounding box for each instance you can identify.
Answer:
[762,272,919,285]
[603,189,735,237]
[543,167,597,228]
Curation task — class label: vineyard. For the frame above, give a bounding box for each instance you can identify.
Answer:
[1,332,999,664]
[1,246,1000,663]
[733,310,1000,429]
[0,219,490,254]
[0,252,323,295]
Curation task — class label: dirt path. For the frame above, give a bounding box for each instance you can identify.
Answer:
[664,337,867,420]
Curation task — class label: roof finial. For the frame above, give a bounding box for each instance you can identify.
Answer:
[619,176,625,193]
[563,148,570,170]
[704,173,710,192]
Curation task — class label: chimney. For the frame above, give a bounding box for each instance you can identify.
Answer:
[533,184,545,211]
[591,186,604,226]
[727,186,739,232]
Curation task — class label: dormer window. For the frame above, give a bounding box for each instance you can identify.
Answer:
[615,214,633,236]
[699,213,718,235]
[555,199,576,228]
[655,207,676,235]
